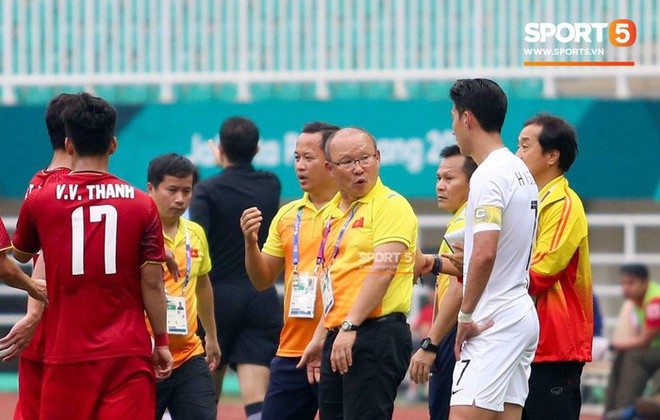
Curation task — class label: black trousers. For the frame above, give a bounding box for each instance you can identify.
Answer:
[156,355,217,420]
[522,361,585,420]
[262,356,319,420]
[428,325,457,420]
[319,315,412,420]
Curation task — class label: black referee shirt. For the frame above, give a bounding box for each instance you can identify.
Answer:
[189,164,281,286]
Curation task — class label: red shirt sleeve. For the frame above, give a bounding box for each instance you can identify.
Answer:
[12,194,40,254]
[140,198,166,265]
[0,217,11,251]
[645,298,660,329]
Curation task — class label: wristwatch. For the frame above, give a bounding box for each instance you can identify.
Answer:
[420,337,439,353]
[431,254,443,276]
[340,320,359,332]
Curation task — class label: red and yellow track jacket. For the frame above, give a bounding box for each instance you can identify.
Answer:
[530,175,593,362]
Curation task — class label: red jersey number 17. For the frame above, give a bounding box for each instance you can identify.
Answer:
[71,205,118,275]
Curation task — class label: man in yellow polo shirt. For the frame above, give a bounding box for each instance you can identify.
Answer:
[146,153,221,420]
[314,127,418,418]
[409,144,477,420]
[240,122,340,420]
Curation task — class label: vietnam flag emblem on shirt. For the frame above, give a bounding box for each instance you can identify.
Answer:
[352,217,364,228]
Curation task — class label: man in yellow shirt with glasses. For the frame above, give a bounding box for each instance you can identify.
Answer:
[306,127,418,419]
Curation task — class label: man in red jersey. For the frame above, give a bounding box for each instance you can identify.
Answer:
[0,93,75,420]
[12,93,172,420]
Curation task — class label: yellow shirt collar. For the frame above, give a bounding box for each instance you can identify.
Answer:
[538,175,569,209]
[450,202,468,222]
[299,192,334,214]
[163,217,187,247]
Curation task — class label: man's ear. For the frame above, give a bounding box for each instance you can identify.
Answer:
[108,137,118,155]
[325,161,334,176]
[64,137,75,156]
[464,110,475,129]
[547,149,560,167]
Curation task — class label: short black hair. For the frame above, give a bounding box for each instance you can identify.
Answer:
[45,93,76,150]
[440,145,477,179]
[219,116,259,164]
[449,78,507,133]
[620,263,649,281]
[302,121,341,151]
[147,153,198,187]
[61,93,117,157]
[523,114,578,173]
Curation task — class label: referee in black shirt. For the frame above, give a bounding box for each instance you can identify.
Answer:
[190,116,282,420]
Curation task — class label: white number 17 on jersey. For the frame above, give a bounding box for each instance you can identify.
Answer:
[71,205,118,275]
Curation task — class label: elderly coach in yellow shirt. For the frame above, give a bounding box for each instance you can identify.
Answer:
[316,127,418,419]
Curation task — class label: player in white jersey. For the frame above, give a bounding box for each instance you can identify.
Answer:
[448,78,540,419]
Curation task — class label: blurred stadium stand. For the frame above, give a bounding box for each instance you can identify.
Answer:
[1,0,659,104]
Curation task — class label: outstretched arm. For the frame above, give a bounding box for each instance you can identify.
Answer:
[0,256,47,361]
[0,252,47,304]
[141,263,173,380]
[409,277,462,384]
[454,230,498,360]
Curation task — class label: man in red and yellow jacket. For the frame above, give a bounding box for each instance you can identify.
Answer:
[516,114,593,420]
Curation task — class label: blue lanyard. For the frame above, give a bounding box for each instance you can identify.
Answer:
[292,208,303,271]
[318,205,358,267]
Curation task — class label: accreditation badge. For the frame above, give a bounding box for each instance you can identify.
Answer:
[320,267,334,316]
[166,295,188,335]
[288,272,317,319]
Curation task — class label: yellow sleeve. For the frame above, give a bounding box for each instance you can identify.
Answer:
[372,193,418,248]
[262,202,295,258]
[531,195,587,278]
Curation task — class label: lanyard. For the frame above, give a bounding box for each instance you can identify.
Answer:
[165,223,192,297]
[317,205,358,268]
[182,225,191,294]
[292,208,303,272]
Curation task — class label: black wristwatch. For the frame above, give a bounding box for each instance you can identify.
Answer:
[340,320,359,332]
[431,254,443,276]
[420,337,439,353]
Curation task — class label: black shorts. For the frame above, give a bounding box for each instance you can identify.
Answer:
[213,282,282,369]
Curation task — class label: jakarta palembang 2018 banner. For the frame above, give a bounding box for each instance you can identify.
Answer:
[1,99,659,200]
